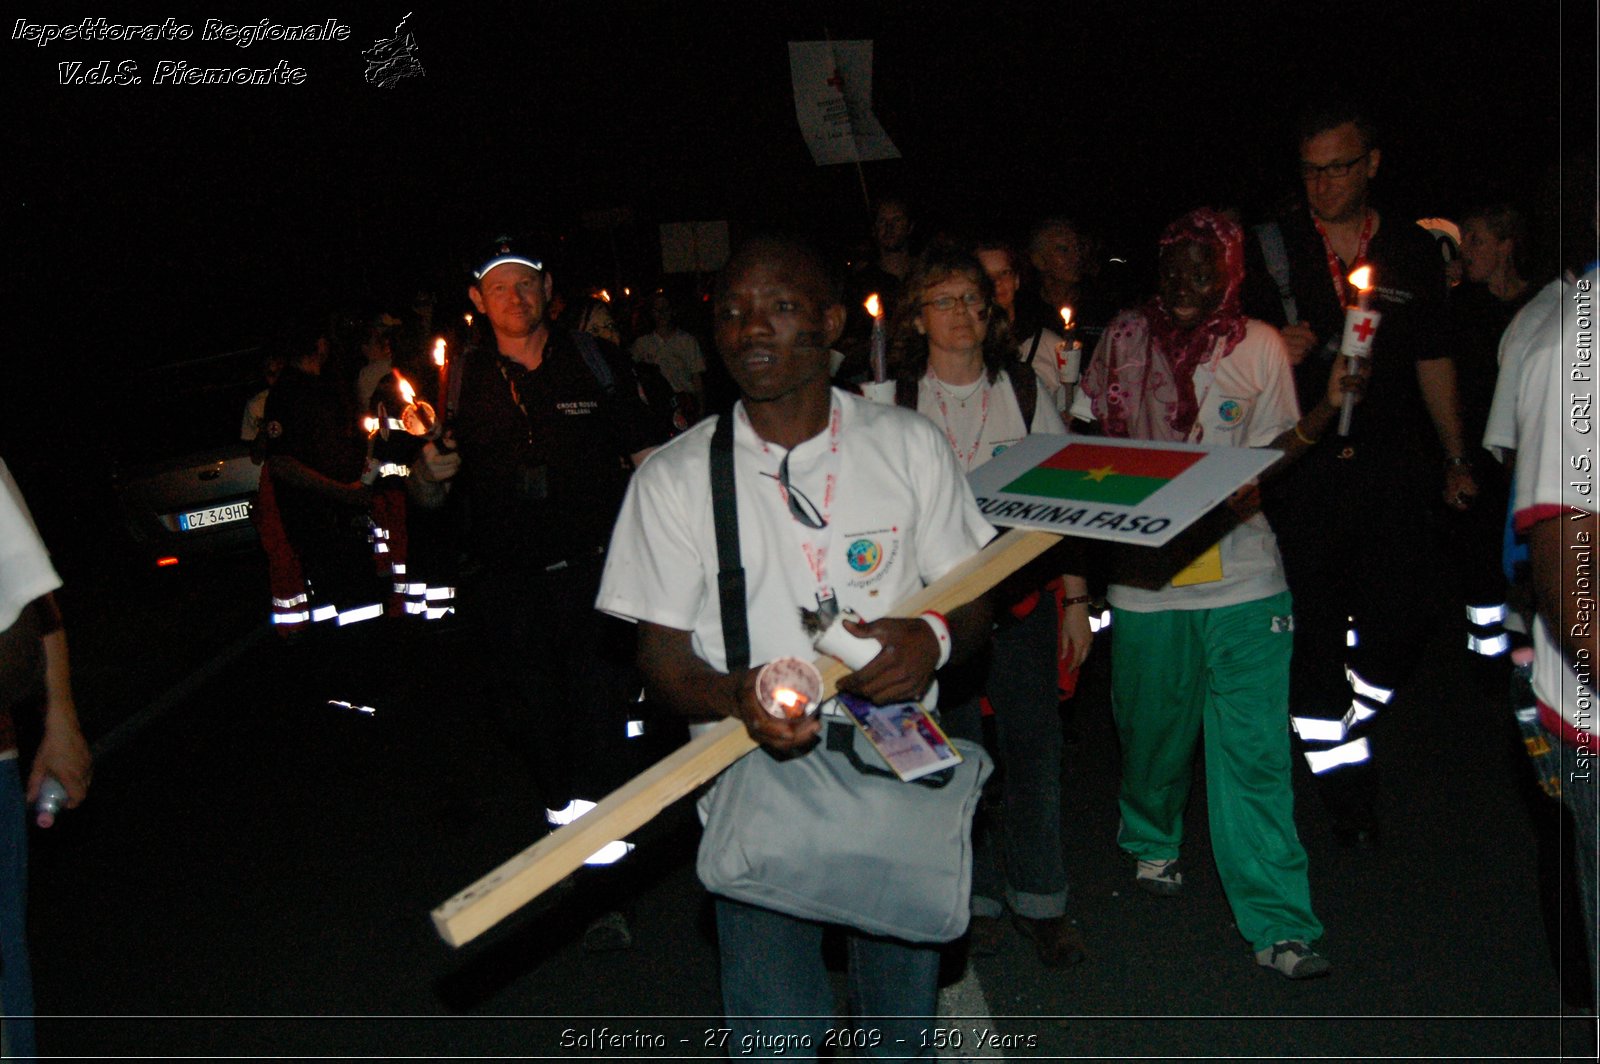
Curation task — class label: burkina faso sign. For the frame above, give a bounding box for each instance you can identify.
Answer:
[965,435,1278,547]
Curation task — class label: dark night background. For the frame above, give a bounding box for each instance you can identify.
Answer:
[1,0,1593,566]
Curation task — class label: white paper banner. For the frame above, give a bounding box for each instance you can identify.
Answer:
[788,40,900,166]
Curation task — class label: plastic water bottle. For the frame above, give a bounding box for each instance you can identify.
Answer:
[35,776,68,828]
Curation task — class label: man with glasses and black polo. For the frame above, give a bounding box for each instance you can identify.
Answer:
[1242,99,1476,849]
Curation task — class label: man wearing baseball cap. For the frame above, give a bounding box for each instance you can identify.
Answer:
[411,235,665,948]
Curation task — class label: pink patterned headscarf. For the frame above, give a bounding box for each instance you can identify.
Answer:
[1082,208,1249,441]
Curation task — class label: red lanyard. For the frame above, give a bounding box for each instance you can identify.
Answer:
[930,371,992,472]
[1313,209,1374,306]
[738,401,842,598]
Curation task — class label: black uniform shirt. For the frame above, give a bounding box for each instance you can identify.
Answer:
[451,326,664,571]
[1243,208,1448,463]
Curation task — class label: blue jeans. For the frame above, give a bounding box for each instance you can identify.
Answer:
[714,897,938,1060]
[0,760,36,1061]
[1513,662,1599,986]
[941,601,1067,919]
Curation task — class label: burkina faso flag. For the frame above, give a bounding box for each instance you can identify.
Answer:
[1001,442,1203,506]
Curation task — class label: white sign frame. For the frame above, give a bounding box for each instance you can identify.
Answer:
[965,435,1279,547]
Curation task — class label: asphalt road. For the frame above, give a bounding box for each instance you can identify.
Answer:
[16,550,1600,1060]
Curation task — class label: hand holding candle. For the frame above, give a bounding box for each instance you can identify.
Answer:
[1336,266,1379,437]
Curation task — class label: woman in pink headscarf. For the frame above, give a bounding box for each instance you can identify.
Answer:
[1078,208,1363,980]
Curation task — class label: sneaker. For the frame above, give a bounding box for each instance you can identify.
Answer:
[1255,939,1331,979]
[582,910,634,952]
[1135,858,1182,896]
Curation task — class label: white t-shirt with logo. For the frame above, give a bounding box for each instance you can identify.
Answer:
[1512,268,1598,744]
[597,389,996,708]
[1098,319,1300,613]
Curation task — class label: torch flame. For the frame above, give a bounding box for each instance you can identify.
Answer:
[1059,306,1074,329]
[1348,266,1374,292]
[598,289,612,303]
[395,374,417,405]
[865,293,882,319]
[432,338,446,367]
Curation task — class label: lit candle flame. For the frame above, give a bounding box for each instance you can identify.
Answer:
[362,416,379,436]
[464,313,474,327]
[598,289,612,303]
[772,687,808,716]
[432,338,446,367]
[1347,266,1374,292]
[865,293,882,319]
[395,374,417,405]
[1059,306,1074,329]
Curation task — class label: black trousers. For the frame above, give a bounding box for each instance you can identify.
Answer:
[1268,448,1443,812]
[460,557,643,815]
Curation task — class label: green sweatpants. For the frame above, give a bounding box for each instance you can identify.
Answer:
[1112,590,1323,951]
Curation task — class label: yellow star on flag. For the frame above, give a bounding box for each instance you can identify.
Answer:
[1080,464,1118,483]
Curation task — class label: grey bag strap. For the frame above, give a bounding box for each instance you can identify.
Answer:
[1253,221,1300,325]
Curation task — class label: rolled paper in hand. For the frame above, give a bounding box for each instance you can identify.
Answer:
[1056,341,1082,386]
[813,610,884,671]
[865,294,887,383]
[1335,306,1381,437]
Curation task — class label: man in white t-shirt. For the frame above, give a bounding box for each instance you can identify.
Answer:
[597,236,995,1052]
[0,459,92,1059]
[1508,264,1599,981]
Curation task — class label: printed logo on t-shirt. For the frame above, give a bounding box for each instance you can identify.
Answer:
[556,401,598,416]
[846,539,882,575]
[1217,399,1245,426]
[991,444,1010,458]
[841,527,900,591]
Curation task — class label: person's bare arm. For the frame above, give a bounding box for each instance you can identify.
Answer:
[1530,509,1600,669]
[638,622,820,754]
[1417,357,1479,511]
[268,455,370,506]
[27,595,91,806]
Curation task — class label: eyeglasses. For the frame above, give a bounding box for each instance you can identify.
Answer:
[1299,151,1371,181]
[761,453,827,529]
[920,292,989,313]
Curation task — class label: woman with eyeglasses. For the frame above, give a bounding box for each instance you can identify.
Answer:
[1078,207,1365,979]
[883,242,1093,968]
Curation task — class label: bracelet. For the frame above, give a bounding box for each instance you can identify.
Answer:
[1292,422,1318,446]
[920,610,952,669]
[1061,594,1093,607]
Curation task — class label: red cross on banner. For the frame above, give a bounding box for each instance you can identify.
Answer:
[826,69,845,89]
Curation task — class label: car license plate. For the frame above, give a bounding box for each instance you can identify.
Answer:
[177,501,251,531]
